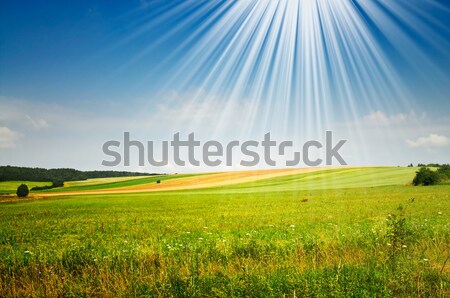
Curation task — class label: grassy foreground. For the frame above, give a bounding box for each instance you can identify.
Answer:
[0,168,449,297]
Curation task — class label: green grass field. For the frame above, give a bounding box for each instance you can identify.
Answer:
[0,167,449,297]
[215,167,417,193]
[0,181,51,194]
[38,174,197,193]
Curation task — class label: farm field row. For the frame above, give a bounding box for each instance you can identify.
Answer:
[30,166,418,196]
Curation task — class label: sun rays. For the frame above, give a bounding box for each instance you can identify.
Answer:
[114,0,450,165]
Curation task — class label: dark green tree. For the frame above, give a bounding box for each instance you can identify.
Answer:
[16,184,29,197]
[412,167,441,186]
[437,164,450,179]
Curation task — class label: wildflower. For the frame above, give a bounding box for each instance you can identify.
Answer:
[402,245,407,248]
[438,211,442,215]
[24,250,31,254]
[290,225,295,228]
[387,243,392,246]
[423,258,429,262]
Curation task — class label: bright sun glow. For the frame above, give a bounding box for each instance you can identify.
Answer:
[124,0,447,141]
[1,0,449,169]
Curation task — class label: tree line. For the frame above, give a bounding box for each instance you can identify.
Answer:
[407,163,448,168]
[0,165,159,183]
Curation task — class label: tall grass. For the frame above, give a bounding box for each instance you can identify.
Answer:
[0,184,449,297]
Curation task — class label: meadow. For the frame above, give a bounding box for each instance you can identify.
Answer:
[0,181,52,195]
[0,167,449,297]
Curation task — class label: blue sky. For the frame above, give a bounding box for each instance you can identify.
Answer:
[1,0,449,172]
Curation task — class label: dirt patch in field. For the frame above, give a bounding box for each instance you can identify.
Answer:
[40,167,336,197]
[63,175,154,187]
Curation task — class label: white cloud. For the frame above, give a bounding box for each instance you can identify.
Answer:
[406,134,450,148]
[155,97,256,123]
[25,115,48,130]
[0,127,19,148]
[362,110,418,126]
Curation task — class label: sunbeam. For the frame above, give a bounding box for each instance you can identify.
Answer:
[1,0,449,169]
[109,0,447,167]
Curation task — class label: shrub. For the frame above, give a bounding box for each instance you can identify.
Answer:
[30,180,65,191]
[412,167,440,186]
[16,184,29,197]
[437,164,450,179]
[156,180,161,184]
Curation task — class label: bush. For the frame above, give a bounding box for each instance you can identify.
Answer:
[16,184,29,197]
[156,180,161,184]
[30,180,65,191]
[412,167,440,186]
[437,164,450,179]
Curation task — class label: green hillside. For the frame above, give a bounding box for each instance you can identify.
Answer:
[37,174,197,192]
[221,167,418,192]
[1,167,448,297]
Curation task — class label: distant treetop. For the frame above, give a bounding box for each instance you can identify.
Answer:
[0,165,160,182]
